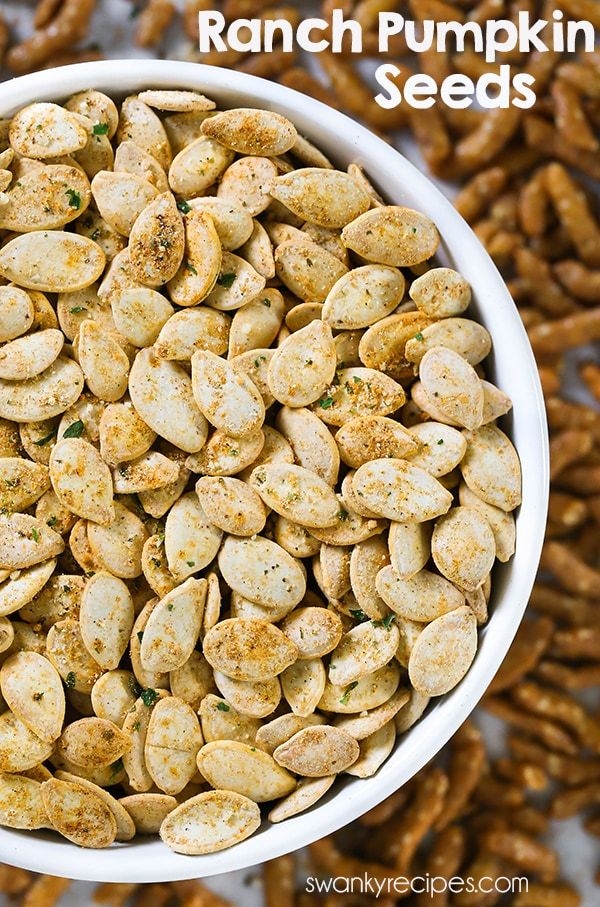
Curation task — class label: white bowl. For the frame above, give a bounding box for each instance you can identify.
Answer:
[0,59,549,883]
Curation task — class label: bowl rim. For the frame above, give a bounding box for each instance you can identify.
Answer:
[0,59,549,883]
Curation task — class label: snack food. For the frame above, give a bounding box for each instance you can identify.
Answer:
[0,90,520,855]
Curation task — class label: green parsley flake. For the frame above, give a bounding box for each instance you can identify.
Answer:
[217,272,236,289]
[34,429,56,446]
[216,702,230,712]
[350,608,368,622]
[372,614,396,630]
[414,332,425,342]
[65,672,77,689]
[47,516,58,528]
[177,200,192,214]
[339,681,359,705]
[186,261,198,275]
[261,298,271,307]
[93,123,109,136]
[70,306,87,314]
[319,396,334,409]
[63,420,85,439]
[140,688,159,707]
[66,189,81,209]
[31,528,40,543]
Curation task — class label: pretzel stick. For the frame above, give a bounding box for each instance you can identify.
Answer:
[536,660,600,691]
[512,883,581,907]
[183,0,213,41]
[524,115,600,181]
[540,541,600,597]
[557,61,600,98]
[309,836,401,887]
[519,169,551,237]
[545,397,600,444]
[554,260,600,302]
[508,733,600,785]
[514,248,579,317]
[530,310,600,356]
[528,225,574,262]
[547,492,588,532]
[579,362,600,402]
[223,0,280,18]
[550,781,600,820]
[481,829,558,882]
[0,12,9,66]
[487,617,555,695]
[451,106,522,175]
[136,0,176,48]
[549,626,600,661]
[545,163,600,267]
[453,853,507,906]
[94,883,140,905]
[483,697,578,755]
[442,107,485,136]
[550,430,594,480]
[22,876,71,907]
[0,865,32,895]
[319,52,408,131]
[132,883,173,907]
[469,0,506,26]
[279,67,341,109]
[42,48,104,67]
[34,0,65,29]
[6,0,97,74]
[552,78,599,152]
[263,855,295,907]
[391,768,449,871]
[172,880,234,907]
[238,49,297,77]
[359,787,412,826]
[538,367,561,399]
[416,826,466,906]
[558,0,600,28]
[584,814,600,837]
[510,681,600,752]
[435,721,486,829]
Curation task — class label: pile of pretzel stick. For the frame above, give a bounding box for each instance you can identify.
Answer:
[1,0,600,903]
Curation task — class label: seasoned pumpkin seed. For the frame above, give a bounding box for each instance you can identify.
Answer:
[160,789,261,855]
[202,108,297,156]
[197,740,295,802]
[342,206,439,266]
[408,605,478,696]
[0,232,105,293]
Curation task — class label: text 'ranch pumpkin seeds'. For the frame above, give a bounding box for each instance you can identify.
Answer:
[0,90,521,856]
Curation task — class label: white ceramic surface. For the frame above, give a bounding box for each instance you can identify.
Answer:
[0,59,549,883]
